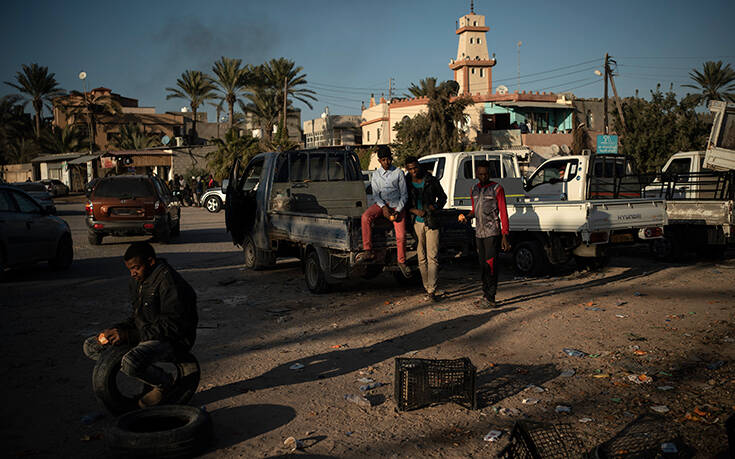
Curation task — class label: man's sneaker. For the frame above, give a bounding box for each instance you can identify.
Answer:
[426,292,441,303]
[356,251,376,264]
[475,297,496,309]
[398,263,412,278]
[138,387,166,408]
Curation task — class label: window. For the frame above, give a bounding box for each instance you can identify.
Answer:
[309,153,327,181]
[367,131,370,142]
[478,38,482,44]
[377,128,381,140]
[665,158,692,182]
[242,158,265,191]
[290,152,308,182]
[458,156,501,179]
[274,154,289,182]
[328,153,346,180]
[529,159,579,187]
[479,69,484,77]
[471,68,475,74]
[473,21,477,26]
[11,190,41,213]
[0,190,16,212]
[469,38,473,44]
[718,112,735,150]
[94,177,155,198]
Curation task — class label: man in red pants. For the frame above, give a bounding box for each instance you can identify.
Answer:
[458,160,511,308]
[360,148,411,277]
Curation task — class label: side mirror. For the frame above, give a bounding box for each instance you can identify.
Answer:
[221,179,229,194]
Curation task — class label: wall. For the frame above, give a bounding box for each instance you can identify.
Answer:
[0,163,33,182]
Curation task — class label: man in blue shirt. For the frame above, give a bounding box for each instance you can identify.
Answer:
[360,148,410,277]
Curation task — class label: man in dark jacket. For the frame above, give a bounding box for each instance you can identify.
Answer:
[83,242,198,408]
[405,156,447,301]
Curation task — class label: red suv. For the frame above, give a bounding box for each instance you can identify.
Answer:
[86,175,180,245]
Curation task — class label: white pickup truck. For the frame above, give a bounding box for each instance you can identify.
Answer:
[643,101,735,258]
[419,150,667,275]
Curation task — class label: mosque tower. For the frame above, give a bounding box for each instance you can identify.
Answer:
[449,1,496,96]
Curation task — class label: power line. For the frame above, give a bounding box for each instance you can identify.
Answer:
[494,65,600,86]
[492,58,600,83]
[617,55,735,60]
[555,79,602,93]
[536,76,600,92]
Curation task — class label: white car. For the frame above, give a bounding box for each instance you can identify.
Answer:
[200,188,226,213]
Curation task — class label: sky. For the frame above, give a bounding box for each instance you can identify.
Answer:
[2,0,734,125]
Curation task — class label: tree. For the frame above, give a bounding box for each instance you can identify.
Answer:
[207,128,260,180]
[166,70,218,140]
[613,87,709,172]
[4,63,66,139]
[261,58,317,124]
[238,89,280,145]
[682,61,735,105]
[403,77,438,98]
[41,125,89,154]
[211,57,252,130]
[0,95,36,163]
[62,90,122,149]
[109,124,160,150]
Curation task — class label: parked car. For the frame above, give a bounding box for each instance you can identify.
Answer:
[0,184,73,278]
[84,177,101,198]
[200,187,226,213]
[85,175,181,245]
[11,182,56,214]
[40,179,69,197]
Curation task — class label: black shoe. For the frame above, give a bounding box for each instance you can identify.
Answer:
[476,298,496,309]
[398,263,412,278]
[426,292,440,303]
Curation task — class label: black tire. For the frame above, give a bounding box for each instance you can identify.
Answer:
[242,234,273,270]
[574,255,610,271]
[513,240,549,276]
[92,345,201,415]
[88,232,103,246]
[49,233,73,270]
[107,405,211,458]
[204,195,222,213]
[304,250,329,293]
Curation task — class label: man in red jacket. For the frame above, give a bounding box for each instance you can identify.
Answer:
[458,160,511,308]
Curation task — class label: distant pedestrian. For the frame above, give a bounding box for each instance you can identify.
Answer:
[405,156,447,302]
[194,177,204,206]
[458,160,511,308]
[207,174,217,189]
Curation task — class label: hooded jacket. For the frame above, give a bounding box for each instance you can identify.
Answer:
[405,172,448,230]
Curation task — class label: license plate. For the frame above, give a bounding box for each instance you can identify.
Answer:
[610,233,634,243]
[111,208,141,216]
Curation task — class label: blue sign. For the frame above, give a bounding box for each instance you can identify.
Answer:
[596,135,619,154]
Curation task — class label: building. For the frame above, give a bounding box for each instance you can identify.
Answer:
[303,111,362,148]
[241,110,303,146]
[361,6,580,161]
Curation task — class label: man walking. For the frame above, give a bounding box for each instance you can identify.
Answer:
[83,242,198,408]
[405,156,447,301]
[359,147,410,277]
[458,160,511,308]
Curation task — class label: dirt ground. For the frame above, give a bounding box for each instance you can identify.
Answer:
[2,205,734,458]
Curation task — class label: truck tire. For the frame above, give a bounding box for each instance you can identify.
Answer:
[574,255,610,271]
[304,250,329,293]
[242,235,274,270]
[107,405,212,458]
[204,195,222,213]
[92,345,201,415]
[513,241,549,276]
[88,232,103,246]
[49,233,73,270]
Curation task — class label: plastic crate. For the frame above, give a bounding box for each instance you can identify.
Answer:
[590,414,684,458]
[498,420,586,459]
[394,357,476,411]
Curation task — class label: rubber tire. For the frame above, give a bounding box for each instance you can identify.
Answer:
[574,255,610,271]
[204,195,222,213]
[304,250,329,293]
[513,240,549,276]
[92,345,201,415]
[242,235,273,270]
[49,233,73,270]
[106,405,211,458]
[88,232,103,246]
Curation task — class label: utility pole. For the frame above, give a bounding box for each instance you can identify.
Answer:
[282,76,288,140]
[607,62,626,133]
[388,78,394,100]
[517,41,522,94]
[603,53,609,134]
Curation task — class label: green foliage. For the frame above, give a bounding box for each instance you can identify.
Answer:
[4,63,66,139]
[682,61,735,106]
[62,90,122,149]
[211,57,253,129]
[613,87,709,172]
[41,125,89,153]
[260,58,317,112]
[109,124,160,150]
[207,128,260,180]
[0,95,37,164]
[166,70,218,139]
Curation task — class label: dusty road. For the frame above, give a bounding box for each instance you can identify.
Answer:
[1,201,734,457]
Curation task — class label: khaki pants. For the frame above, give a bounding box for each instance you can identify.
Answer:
[415,221,439,294]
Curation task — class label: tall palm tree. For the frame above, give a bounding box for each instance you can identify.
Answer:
[261,58,317,124]
[109,124,160,150]
[682,61,735,105]
[238,89,281,144]
[404,77,438,98]
[212,57,252,130]
[207,128,260,180]
[41,125,89,153]
[166,70,218,141]
[4,63,66,139]
[63,90,122,149]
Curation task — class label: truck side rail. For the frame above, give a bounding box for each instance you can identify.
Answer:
[643,171,735,201]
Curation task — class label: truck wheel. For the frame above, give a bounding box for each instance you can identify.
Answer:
[650,235,681,261]
[513,241,548,276]
[49,233,73,270]
[88,232,103,246]
[304,250,329,293]
[107,405,211,457]
[243,235,274,270]
[575,255,610,271]
[205,195,222,213]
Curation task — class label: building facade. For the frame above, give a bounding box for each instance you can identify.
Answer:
[304,113,362,148]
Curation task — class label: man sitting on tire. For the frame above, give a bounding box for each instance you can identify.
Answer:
[83,242,198,408]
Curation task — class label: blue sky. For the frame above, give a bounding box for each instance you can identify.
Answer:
[2,0,734,124]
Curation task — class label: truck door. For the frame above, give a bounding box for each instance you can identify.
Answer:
[525,159,578,201]
[225,156,264,246]
[663,156,693,199]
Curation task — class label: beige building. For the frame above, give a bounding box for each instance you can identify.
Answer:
[303,112,361,148]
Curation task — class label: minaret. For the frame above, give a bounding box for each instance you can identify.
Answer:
[449,4,496,96]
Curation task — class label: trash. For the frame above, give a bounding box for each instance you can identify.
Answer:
[615,300,628,306]
[499,407,521,416]
[661,442,678,453]
[592,373,610,379]
[585,307,603,311]
[394,357,476,411]
[627,333,647,341]
[433,307,449,311]
[634,350,648,356]
[611,398,622,403]
[344,394,372,407]
[658,371,672,377]
[555,405,572,413]
[522,398,539,405]
[615,314,628,318]
[80,433,103,442]
[693,407,710,417]
[283,436,303,452]
[588,354,600,358]
[657,385,675,391]
[578,417,593,423]
[359,382,384,391]
[707,360,725,370]
[563,348,587,358]
[526,384,546,393]
[628,374,653,384]
[483,430,503,442]
[289,363,305,370]
[651,405,670,413]
[357,377,374,384]
[633,292,643,296]
[81,412,104,425]
[560,369,576,377]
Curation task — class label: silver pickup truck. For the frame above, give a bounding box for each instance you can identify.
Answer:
[223,148,469,293]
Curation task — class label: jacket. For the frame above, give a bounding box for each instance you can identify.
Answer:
[470,181,509,238]
[115,258,198,350]
[405,172,448,230]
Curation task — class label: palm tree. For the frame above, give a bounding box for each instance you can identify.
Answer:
[109,124,160,150]
[4,63,66,139]
[404,77,438,98]
[62,90,123,149]
[166,70,218,141]
[238,89,281,144]
[211,57,252,130]
[207,128,260,180]
[41,125,89,153]
[682,61,735,105]
[261,58,317,125]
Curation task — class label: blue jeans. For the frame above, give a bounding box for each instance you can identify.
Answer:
[84,336,175,388]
